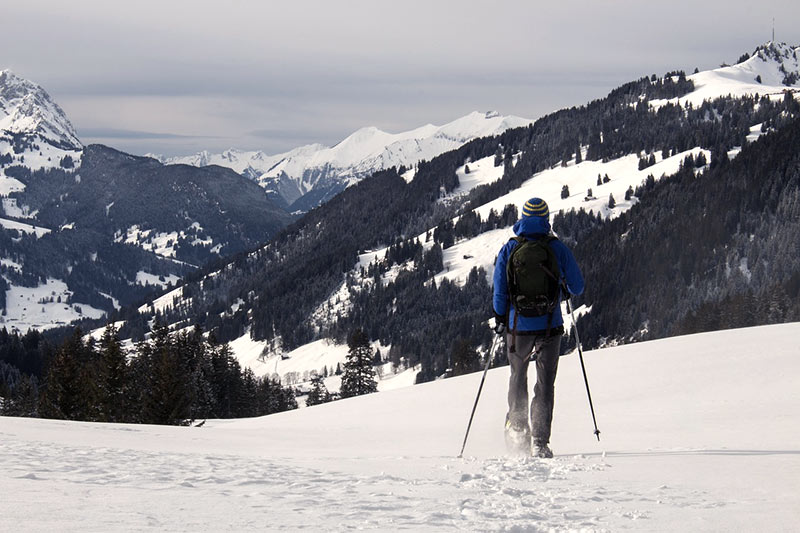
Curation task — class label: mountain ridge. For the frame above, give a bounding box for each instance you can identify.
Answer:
[0,70,81,150]
[116,42,800,388]
[152,110,532,210]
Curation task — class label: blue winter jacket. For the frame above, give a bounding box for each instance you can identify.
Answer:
[492,216,585,332]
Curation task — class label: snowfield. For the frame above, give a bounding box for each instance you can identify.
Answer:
[2,322,799,531]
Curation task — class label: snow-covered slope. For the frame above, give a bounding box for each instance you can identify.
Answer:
[155,111,532,209]
[0,70,81,149]
[0,69,83,200]
[136,45,800,390]
[651,42,800,109]
[2,322,798,531]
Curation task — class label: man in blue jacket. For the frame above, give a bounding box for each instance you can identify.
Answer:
[492,197,584,458]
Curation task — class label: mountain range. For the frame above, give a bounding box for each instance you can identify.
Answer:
[151,110,532,211]
[1,70,521,333]
[111,42,800,389]
[2,42,800,397]
[0,70,294,331]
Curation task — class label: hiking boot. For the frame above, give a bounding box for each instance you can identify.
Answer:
[504,418,531,456]
[533,440,554,459]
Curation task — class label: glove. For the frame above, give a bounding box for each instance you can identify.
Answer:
[491,313,506,335]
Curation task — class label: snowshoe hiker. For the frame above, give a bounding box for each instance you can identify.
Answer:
[492,197,584,457]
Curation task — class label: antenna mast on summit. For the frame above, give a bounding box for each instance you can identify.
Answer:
[772,17,775,43]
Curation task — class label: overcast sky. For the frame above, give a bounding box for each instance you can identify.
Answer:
[5,1,799,157]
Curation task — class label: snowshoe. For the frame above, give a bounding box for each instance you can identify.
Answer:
[532,441,554,459]
[504,419,531,456]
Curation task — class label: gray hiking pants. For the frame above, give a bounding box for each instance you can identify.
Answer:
[506,332,561,444]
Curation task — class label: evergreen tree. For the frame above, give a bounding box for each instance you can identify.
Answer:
[449,338,480,377]
[40,329,97,421]
[141,323,192,425]
[305,375,332,406]
[561,184,570,199]
[97,324,128,422]
[2,375,38,417]
[339,329,377,398]
[494,146,503,167]
[608,193,616,209]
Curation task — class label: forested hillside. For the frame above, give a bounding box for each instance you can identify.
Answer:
[567,111,800,345]
[114,62,800,383]
[4,45,799,401]
[0,144,291,324]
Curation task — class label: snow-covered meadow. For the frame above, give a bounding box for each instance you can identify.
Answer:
[2,322,798,531]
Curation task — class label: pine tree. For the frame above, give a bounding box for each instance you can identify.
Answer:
[98,324,128,422]
[449,339,480,377]
[339,329,377,398]
[608,193,616,209]
[40,329,97,421]
[141,323,192,425]
[306,375,332,406]
[561,184,570,199]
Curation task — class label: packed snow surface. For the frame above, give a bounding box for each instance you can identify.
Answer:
[2,323,799,531]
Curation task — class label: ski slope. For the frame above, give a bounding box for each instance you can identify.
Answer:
[2,322,799,531]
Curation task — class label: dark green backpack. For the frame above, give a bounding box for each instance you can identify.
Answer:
[506,236,561,318]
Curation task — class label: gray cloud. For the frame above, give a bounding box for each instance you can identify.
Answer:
[5,1,799,157]
[78,128,216,140]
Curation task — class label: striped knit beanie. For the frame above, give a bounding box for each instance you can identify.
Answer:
[521,197,549,218]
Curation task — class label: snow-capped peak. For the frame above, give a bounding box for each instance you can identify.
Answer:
[154,111,532,209]
[0,69,82,149]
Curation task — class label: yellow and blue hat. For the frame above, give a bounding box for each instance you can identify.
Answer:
[522,197,549,218]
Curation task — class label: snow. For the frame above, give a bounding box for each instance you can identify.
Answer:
[1,257,22,272]
[138,285,185,314]
[0,173,26,196]
[0,216,50,238]
[85,320,126,342]
[650,43,800,111]
[425,147,708,287]
[0,69,82,149]
[0,277,105,332]
[117,225,181,258]
[259,111,530,186]
[2,198,37,219]
[135,271,180,289]
[226,331,414,393]
[450,154,505,197]
[2,322,798,531]
[154,111,532,206]
[116,225,216,261]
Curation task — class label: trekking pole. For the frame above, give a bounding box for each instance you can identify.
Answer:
[563,290,601,441]
[457,332,500,458]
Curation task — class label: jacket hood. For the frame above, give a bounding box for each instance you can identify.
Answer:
[513,215,551,237]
